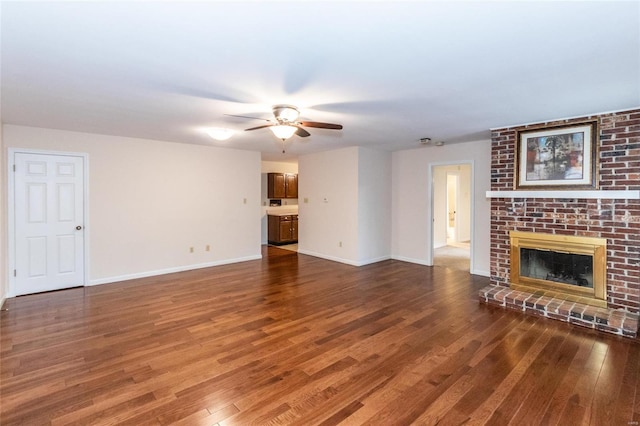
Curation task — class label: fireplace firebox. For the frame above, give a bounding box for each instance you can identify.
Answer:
[510,231,607,308]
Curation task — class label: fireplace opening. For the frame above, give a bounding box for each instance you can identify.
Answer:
[520,248,593,288]
[510,231,607,308]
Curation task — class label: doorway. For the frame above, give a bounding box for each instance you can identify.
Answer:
[9,150,88,296]
[431,163,472,272]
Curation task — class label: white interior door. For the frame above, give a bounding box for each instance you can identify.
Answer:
[14,152,85,295]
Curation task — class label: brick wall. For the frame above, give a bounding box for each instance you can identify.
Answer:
[490,108,640,313]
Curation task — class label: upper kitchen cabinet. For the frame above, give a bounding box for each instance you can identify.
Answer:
[268,173,298,199]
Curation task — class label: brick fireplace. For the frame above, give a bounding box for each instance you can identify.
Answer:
[479,108,640,338]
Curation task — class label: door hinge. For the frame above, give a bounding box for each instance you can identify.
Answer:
[13,164,16,172]
[14,269,17,277]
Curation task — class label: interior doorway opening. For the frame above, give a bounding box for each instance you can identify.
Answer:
[261,161,299,253]
[431,163,472,272]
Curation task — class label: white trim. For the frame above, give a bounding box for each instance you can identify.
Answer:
[428,165,435,266]
[297,249,390,267]
[295,249,358,266]
[490,106,640,130]
[428,160,475,273]
[486,190,639,199]
[390,256,488,276]
[391,255,431,266]
[88,255,262,286]
[7,148,90,298]
[471,268,490,277]
[357,255,392,266]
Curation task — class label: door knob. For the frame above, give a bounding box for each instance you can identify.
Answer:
[76,226,82,230]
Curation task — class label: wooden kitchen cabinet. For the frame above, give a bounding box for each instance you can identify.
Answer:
[268,173,298,199]
[268,214,298,244]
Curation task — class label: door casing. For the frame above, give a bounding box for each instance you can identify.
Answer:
[8,148,89,298]
[428,161,474,273]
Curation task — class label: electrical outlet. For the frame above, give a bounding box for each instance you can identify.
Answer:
[189,247,194,253]
[339,241,342,247]
[205,245,210,252]
[243,198,247,204]
[304,197,309,203]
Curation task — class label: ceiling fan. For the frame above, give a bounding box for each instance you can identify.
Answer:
[227,104,343,152]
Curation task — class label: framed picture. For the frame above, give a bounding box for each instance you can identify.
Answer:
[515,121,598,189]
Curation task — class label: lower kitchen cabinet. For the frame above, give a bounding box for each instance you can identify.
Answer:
[268,214,298,244]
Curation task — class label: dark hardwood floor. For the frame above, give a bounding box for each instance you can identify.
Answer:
[2,246,639,425]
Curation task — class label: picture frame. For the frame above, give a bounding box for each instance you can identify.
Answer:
[515,121,598,189]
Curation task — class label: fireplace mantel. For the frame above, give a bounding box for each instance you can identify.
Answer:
[486,190,639,199]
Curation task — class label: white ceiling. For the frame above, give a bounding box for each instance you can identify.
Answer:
[2,1,639,161]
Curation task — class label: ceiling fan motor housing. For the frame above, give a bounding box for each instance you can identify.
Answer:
[273,104,300,123]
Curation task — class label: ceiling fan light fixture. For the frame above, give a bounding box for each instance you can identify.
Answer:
[270,125,297,140]
[206,127,236,141]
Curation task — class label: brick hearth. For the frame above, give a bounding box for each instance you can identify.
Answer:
[483,108,640,338]
[479,285,639,337]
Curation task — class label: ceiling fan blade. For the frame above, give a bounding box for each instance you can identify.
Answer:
[225,114,272,122]
[245,124,274,131]
[295,126,311,137]
[299,121,343,130]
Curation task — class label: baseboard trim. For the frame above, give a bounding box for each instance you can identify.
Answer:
[297,250,390,267]
[391,255,432,266]
[88,255,263,286]
[471,268,490,277]
[297,249,359,266]
[357,255,392,266]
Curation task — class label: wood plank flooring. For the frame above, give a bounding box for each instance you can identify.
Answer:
[2,246,639,425]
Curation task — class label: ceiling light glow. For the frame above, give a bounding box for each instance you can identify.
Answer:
[206,128,236,141]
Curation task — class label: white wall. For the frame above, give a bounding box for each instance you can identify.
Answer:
[433,166,449,248]
[457,164,472,242]
[261,161,298,174]
[391,141,491,276]
[298,147,360,264]
[4,125,262,291]
[298,146,392,266]
[357,147,392,264]
[2,123,490,298]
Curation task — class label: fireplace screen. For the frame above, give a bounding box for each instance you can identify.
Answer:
[509,231,607,308]
[519,248,593,289]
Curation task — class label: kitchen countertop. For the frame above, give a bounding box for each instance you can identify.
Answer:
[267,210,298,216]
